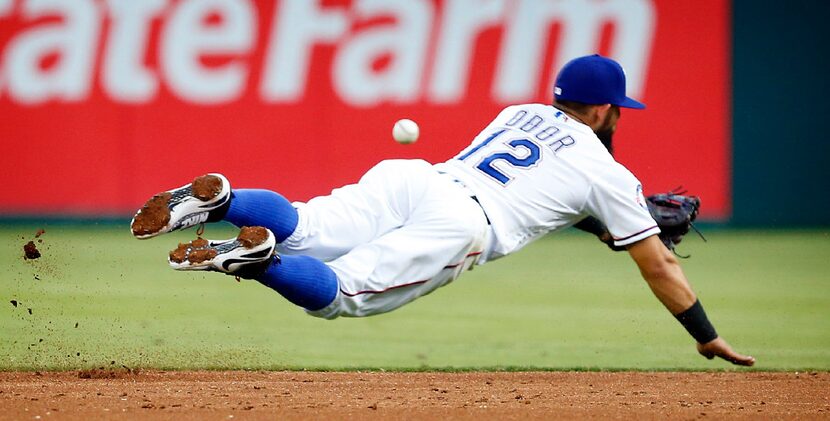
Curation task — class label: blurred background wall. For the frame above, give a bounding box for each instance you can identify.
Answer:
[732,0,830,226]
[1,0,827,227]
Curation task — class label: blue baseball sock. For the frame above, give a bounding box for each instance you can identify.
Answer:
[258,255,338,311]
[224,189,336,310]
[223,189,298,242]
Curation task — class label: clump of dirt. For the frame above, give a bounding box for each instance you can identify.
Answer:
[187,246,217,264]
[23,228,46,260]
[24,241,41,259]
[131,192,172,236]
[169,242,190,263]
[9,299,31,315]
[78,366,140,379]
[169,238,218,264]
[237,226,269,248]
[191,174,223,201]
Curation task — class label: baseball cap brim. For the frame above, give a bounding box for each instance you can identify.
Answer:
[617,96,646,109]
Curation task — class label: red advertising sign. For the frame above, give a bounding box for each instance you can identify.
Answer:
[0,0,730,218]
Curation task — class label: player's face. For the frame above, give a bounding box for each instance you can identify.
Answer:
[601,105,620,134]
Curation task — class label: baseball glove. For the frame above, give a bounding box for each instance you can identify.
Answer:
[646,188,705,257]
[574,189,706,256]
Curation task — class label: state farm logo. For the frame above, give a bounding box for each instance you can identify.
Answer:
[0,0,654,106]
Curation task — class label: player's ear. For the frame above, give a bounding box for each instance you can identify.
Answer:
[587,104,612,127]
[596,104,612,119]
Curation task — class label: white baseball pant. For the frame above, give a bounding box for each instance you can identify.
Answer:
[278,159,490,319]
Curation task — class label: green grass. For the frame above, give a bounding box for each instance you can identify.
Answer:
[2,224,829,371]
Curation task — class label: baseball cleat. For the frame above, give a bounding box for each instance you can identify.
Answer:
[168,226,277,279]
[131,173,231,239]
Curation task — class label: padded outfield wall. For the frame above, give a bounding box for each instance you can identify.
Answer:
[0,0,825,226]
[731,0,830,227]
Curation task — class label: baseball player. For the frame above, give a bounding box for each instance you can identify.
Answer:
[131,54,754,366]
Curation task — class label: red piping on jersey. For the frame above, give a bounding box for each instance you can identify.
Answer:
[613,225,659,242]
[340,279,430,297]
[339,252,482,297]
[443,251,481,269]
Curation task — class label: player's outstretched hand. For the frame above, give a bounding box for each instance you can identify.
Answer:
[697,337,756,366]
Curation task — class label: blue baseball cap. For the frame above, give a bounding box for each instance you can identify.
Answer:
[554,54,645,109]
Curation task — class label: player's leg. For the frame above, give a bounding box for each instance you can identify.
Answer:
[165,161,488,316]
[222,189,298,242]
[168,171,487,316]
[277,159,441,261]
[308,172,490,319]
[168,226,338,311]
[207,160,439,261]
[161,160,439,312]
[132,161,429,263]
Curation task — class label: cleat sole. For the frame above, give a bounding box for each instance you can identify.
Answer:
[168,226,272,267]
[169,238,217,264]
[131,174,225,239]
[131,192,172,238]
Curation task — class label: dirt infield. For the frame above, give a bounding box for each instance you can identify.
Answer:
[0,371,828,420]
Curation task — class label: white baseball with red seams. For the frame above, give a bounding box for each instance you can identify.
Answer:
[392,119,420,144]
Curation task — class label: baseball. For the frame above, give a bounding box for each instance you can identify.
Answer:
[392,119,419,144]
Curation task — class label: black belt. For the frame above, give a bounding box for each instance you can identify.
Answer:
[470,195,491,225]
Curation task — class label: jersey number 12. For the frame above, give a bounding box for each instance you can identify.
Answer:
[458,129,541,185]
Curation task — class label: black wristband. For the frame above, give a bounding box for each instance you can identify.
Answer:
[674,299,718,344]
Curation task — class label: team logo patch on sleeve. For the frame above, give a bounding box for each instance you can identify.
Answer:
[636,184,647,209]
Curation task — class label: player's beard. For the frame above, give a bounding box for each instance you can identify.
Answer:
[595,115,615,156]
[595,105,620,155]
[596,128,614,155]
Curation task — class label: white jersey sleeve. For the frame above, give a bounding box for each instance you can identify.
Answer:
[585,167,660,247]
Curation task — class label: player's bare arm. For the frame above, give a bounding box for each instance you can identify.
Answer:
[628,235,695,312]
[627,235,755,366]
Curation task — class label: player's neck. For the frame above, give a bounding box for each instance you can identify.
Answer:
[553,103,588,125]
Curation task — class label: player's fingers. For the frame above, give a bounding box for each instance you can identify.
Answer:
[714,345,755,366]
[722,352,756,367]
[698,339,754,366]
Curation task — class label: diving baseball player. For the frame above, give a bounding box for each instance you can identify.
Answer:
[131,55,754,366]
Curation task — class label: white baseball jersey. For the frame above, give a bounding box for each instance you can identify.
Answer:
[434,103,659,262]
